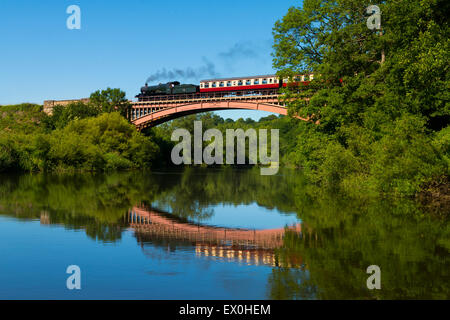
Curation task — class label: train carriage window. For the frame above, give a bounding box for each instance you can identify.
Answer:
[263,79,268,84]
[204,83,209,88]
[212,82,217,88]
[246,80,251,85]
[238,80,243,85]
[219,81,224,87]
[227,81,232,86]
[254,79,259,85]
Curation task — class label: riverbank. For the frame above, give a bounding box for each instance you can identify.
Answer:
[0,104,159,172]
[1,100,449,204]
[418,176,450,218]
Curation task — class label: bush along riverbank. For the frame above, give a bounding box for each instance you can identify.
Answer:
[0,88,161,172]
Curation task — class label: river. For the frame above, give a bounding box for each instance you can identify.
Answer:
[0,168,448,299]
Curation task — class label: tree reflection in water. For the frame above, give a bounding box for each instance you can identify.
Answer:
[0,167,448,299]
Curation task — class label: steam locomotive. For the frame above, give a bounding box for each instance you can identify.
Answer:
[136,74,314,101]
[136,81,199,100]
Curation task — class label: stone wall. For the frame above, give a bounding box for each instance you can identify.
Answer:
[43,98,90,115]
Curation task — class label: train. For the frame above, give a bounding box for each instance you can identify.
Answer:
[136,74,314,101]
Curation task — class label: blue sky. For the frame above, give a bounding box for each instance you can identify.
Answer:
[0,0,301,119]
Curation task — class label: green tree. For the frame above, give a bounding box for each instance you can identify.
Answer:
[89,88,131,117]
[272,0,449,196]
[44,102,100,130]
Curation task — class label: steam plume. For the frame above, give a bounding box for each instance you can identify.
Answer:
[146,58,218,83]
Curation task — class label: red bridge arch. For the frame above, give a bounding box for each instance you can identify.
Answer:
[130,93,308,130]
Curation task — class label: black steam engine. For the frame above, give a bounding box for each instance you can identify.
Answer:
[136,81,199,101]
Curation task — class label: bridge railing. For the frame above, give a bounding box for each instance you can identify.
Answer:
[129,89,287,122]
[136,89,280,103]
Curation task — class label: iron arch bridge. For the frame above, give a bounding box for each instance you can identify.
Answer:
[130,90,307,130]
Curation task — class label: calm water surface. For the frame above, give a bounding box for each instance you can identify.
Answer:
[0,168,448,299]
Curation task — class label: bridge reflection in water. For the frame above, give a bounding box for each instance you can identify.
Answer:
[127,206,303,268]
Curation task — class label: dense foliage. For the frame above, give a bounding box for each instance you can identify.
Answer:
[0,90,159,172]
[272,0,449,197]
[145,112,300,166]
[44,87,131,130]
